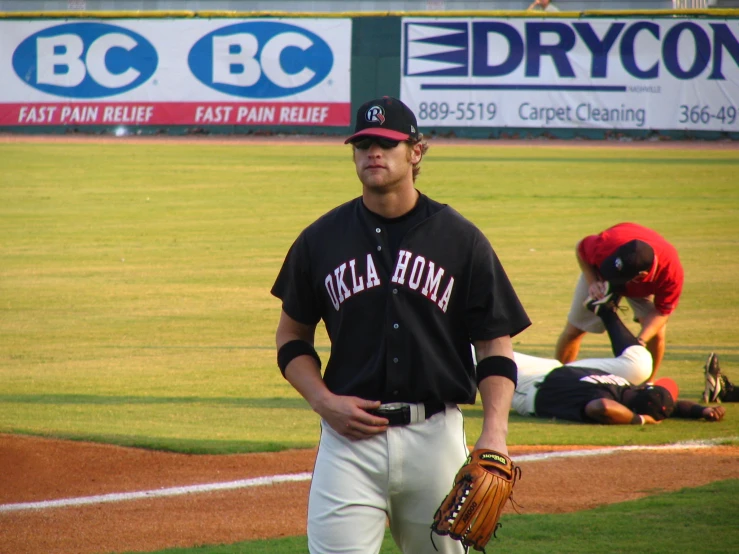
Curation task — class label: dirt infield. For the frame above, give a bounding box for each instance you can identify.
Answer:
[2,434,738,554]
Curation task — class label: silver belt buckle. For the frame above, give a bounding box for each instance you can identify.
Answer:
[377,402,425,424]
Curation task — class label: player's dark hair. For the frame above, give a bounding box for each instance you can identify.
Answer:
[628,386,675,421]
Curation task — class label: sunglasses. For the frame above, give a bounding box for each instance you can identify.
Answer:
[352,137,402,150]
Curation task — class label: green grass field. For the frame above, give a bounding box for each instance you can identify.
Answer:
[133,480,739,554]
[2,139,738,552]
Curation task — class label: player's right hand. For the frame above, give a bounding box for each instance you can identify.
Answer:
[317,395,389,440]
[588,280,609,299]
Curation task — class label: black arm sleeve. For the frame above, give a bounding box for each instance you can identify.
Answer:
[673,400,707,419]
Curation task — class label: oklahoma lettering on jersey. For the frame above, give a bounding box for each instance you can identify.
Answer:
[272,194,531,402]
[324,249,455,313]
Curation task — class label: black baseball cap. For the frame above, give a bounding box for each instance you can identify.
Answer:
[345,96,420,144]
[599,239,655,285]
[629,382,676,421]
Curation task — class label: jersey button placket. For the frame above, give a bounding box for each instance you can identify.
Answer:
[384,217,404,398]
[387,282,405,398]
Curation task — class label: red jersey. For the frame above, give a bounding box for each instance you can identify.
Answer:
[578,223,683,315]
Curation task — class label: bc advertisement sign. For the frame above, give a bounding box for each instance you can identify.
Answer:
[401,17,739,131]
[0,18,351,126]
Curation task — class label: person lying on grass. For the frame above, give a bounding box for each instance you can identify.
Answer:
[509,293,725,425]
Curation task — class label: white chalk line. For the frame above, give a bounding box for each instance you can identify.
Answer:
[0,472,313,514]
[1,439,733,514]
[514,439,721,463]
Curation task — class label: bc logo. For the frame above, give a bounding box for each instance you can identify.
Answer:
[188,21,334,98]
[12,22,158,98]
[365,106,386,124]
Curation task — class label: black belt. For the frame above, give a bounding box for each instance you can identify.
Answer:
[368,400,446,426]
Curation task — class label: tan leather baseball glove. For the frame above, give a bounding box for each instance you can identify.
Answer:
[431,449,521,551]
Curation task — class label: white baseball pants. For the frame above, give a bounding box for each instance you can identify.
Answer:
[307,405,468,554]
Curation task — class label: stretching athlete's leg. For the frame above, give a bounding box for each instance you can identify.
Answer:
[567,309,651,384]
[566,288,652,383]
[597,308,640,357]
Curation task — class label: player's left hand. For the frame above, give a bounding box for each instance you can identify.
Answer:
[473,439,509,477]
[431,450,520,551]
[703,406,726,421]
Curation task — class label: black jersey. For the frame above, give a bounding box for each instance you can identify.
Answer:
[534,366,633,422]
[271,193,530,405]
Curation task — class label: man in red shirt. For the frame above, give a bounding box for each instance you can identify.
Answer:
[555,222,684,382]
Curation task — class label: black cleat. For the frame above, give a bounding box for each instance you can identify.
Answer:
[583,282,622,316]
[717,373,739,403]
[702,352,722,403]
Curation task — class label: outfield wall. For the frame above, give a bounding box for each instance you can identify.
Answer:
[1,9,738,139]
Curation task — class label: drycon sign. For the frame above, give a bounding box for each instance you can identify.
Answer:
[0,18,351,126]
[401,17,739,131]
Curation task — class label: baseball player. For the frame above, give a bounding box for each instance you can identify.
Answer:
[513,357,725,425]
[555,222,684,382]
[514,296,725,425]
[271,96,530,554]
